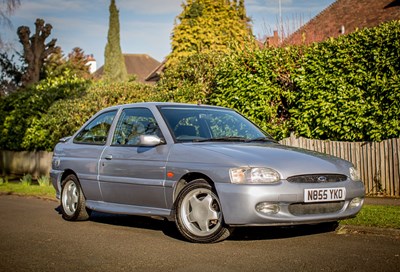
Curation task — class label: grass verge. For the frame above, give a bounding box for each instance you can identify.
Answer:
[340,205,400,229]
[0,182,56,200]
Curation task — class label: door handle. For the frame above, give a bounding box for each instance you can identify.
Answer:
[105,155,113,160]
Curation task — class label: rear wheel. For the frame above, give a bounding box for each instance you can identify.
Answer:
[60,174,90,221]
[175,179,232,243]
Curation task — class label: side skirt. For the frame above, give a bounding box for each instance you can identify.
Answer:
[86,200,174,220]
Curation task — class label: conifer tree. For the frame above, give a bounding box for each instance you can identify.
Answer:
[104,0,127,82]
[167,0,254,65]
[43,47,91,79]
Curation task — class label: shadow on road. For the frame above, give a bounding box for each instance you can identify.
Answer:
[228,222,338,241]
[88,210,185,241]
[55,206,337,242]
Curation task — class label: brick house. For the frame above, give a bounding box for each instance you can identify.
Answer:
[283,0,400,46]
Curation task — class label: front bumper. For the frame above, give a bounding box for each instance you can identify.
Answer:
[215,180,365,226]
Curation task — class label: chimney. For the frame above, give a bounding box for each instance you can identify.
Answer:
[340,25,345,34]
[86,54,97,74]
[266,30,280,47]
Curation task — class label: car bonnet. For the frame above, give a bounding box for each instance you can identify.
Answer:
[191,142,352,179]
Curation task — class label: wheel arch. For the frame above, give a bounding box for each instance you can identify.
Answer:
[60,169,79,185]
[59,170,91,221]
[172,172,233,242]
[173,172,215,203]
[60,170,91,200]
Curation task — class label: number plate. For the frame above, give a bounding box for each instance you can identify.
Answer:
[304,187,346,203]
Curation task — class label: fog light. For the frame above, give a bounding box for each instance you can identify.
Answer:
[256,202,280,215]
[349,197,363,208]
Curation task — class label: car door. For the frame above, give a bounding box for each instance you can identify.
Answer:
[68,109,118,201]
[98,107,170,209]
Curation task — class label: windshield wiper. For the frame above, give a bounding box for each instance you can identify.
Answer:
[247,137,276,143]
[193,136,248,142]
[193,136,276,143]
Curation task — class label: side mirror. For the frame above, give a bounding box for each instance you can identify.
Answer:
[59,136,72,143]
[139,135,164,146]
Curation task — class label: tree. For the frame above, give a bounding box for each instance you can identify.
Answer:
[17,18,60,86]
[0,51,24,96]
[43,47,91,79]
[103,0,127,82]
[42,47,64,78]
[0,0,20,48]
[167,0,254,65]
[67,47,91,79]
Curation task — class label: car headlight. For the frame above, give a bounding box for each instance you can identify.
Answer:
[229,167,280,184]
[349,167,360,181]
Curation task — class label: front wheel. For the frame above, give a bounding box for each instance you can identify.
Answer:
[175,179,232,243]
[60,174,90,221]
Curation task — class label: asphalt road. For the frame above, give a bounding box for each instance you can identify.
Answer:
[1,195,399,272]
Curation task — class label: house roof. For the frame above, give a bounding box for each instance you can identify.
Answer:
[94,54,160,83]
[283,0,400,46]
[144,60,166,83]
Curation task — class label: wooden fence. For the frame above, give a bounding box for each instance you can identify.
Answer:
[280,134,400,197]
[1,135,400,197]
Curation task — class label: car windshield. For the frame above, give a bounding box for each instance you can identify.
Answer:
[159,106,274,142]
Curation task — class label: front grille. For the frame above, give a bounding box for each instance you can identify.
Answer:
[287,174,347,183]
[289,201,345,215]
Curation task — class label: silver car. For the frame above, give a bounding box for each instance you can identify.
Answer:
[51,102,365,243]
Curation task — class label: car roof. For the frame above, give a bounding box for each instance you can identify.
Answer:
[101,102,229,112]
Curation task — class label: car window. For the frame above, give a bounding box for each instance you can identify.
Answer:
[112,108,161,146]
[74,110,117,145]
[206,112,259,138]
[159,106,270,142]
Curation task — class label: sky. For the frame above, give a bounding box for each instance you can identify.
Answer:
[2,0,335,68]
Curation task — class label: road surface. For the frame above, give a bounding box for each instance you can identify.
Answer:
[0,194,399,272]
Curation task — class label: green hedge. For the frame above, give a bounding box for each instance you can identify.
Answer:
[0,70,89,151]
[159,20,400,141]
[291,20,400,141]
[209,47,301,139]
[1,21,399,151]
[23,81,156,151]
[155,52,223,103]
[0,75,157,151]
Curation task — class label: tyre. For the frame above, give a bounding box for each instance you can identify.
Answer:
[60,174,90,221]
[175,179,232,243]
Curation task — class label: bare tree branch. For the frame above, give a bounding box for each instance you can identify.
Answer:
[17,18,60,86]
[0,0,21,47]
